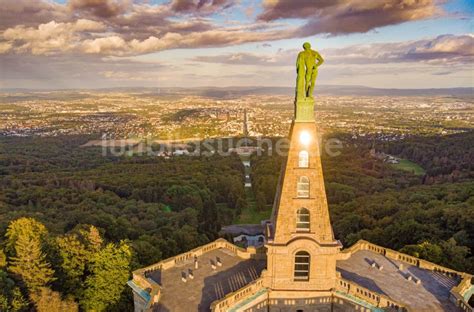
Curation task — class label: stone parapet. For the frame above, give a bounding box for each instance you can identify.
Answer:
[129,238,264,312]
[341,239,473,311]
[344,240,467,278]
[210,276,267,312]
[136,238,260,275]
[450,275,474,311]
[336,277,407,311]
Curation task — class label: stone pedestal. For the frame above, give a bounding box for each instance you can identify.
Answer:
[295,97,315,122]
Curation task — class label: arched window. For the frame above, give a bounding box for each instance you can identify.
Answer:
[294,251,310,281]
[297,176,310,198]
[296,208,310,231]
[298,150,309,168]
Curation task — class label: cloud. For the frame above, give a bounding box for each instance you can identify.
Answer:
[1,19,293,56]
[0,42,12,54]
[259,0,441,36]
[192,50,294,66]
[69,0,132,18]
[0,0,68,30]
[81,34,183,55]
[0,0,449,58]
[190,34,474,67]
[171,0,235,14]
[2,20,106,55]
[0,53,169,87]
[259,0,333,21]
[0,0,298,57]
[326,34,474,65]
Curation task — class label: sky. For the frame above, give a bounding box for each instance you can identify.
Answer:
[0,0,472,89]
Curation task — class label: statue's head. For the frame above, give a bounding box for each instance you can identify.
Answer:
[303,42,311,50]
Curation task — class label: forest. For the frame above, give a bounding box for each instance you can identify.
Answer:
[0,131,472,311]
[0,135,246,311]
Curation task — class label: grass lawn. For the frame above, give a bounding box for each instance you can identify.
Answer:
[391,159,426,176]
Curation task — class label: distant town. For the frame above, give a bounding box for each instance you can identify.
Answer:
[1,90,472,140]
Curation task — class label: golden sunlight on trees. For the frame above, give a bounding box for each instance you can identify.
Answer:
[81,242,132,312]
[1,218,132,311]
[31,287,78,312]
[7,218,55,292]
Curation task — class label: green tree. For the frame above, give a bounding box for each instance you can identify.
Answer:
[80,225,103,253]
[81,241,132,312]
[5,218,48,254]
[256,191,267,211]
[235,197,247,215]
[0,294,8,311]
[400,241,443,263]
[56,234,90,296]
[9,236,55,292]
[439,238,470,271]
[31,287,78,312]
[0,249,6,269]
[10,287,28,312]
[0,270,16,311]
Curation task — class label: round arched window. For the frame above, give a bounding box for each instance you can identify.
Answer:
[294,251,310,281]
[296,208,310,231]
[298,150,309,168]
[297,176,310,198]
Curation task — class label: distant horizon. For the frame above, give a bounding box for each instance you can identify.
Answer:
[1,84,473,92]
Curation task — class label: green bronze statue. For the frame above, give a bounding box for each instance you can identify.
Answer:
[296,42,324,99]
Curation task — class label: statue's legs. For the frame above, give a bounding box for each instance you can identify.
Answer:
[308,68,318,97]
[296,73,305,99]
[305,72,312,97]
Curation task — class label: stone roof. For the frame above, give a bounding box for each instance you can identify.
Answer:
[337,249,461,311]
[130,239,472,312]
[220,224,265,236]
[148,248,266,312]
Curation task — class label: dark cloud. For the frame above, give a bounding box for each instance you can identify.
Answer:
[171,0,195,12]
[69,0,132,18]
[171,0,234,13]
[198,0,234,9]
[259,0,334,21]
[0,0,68,31]
[259,0,441,36]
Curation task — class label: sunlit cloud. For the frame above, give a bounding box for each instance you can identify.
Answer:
[259,0,442,36]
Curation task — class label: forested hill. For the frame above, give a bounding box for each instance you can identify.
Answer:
[383,131,474,183]
[0,132,472,311]
[0,135,246,311]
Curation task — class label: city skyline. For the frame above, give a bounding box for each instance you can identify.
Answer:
[0,0,473,89]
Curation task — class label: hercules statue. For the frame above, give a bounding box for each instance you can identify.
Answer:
[296,42,324,99]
